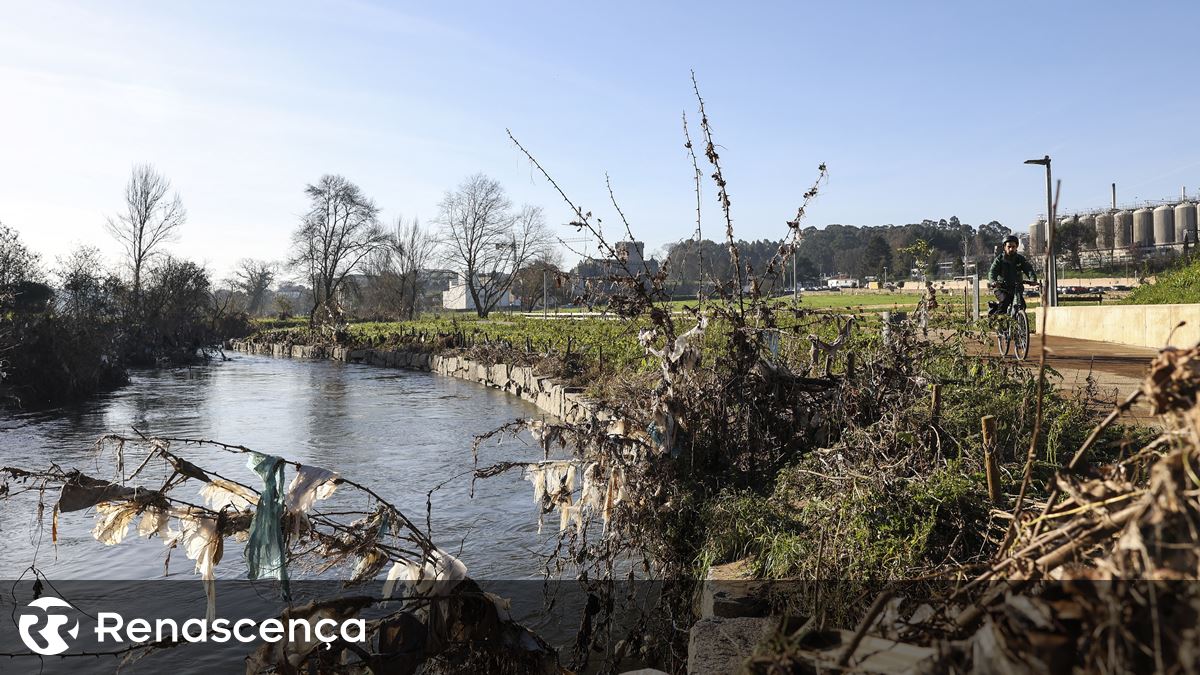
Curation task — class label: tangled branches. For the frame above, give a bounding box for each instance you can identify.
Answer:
[0,433,555,673]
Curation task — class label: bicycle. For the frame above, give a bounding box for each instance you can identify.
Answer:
[991,280,1038,360]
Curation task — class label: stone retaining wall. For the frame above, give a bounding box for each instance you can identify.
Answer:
[229,340,612,427]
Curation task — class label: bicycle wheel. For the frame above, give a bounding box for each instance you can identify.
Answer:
[1013,310,1030,360]
[995,318,1011,357]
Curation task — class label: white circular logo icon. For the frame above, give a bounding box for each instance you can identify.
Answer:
[17,596,80,656]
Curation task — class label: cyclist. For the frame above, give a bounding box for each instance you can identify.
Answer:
[987,234,1037,316]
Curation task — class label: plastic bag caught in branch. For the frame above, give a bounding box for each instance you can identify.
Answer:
[136,506,171,539]
[245,452,290,598]
[58,475,146,513]
[524,461,577,534]
[92,502,141,545]
[383,548,469,599]
[285,465,338,515]
[168,510,223,621]
[200,479,259,511]
[350,548,388,584]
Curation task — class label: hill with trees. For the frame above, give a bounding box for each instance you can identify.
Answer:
[662,217,1011,294]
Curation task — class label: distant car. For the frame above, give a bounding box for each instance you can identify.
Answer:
[1024,288,1040,297]
[1087,287,1103,294]
[1110,285,1132,292]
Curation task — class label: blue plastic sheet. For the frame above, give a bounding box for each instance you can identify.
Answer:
[245,451,290,598]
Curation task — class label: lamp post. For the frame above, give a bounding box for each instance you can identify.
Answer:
[1024,155,1058,307]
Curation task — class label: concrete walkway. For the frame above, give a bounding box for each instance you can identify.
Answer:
[1024,334,1158,422]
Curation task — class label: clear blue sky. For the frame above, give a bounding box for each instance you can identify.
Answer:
[3,1,1198,280]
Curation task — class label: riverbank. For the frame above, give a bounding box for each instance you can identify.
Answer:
[228,338,611,427]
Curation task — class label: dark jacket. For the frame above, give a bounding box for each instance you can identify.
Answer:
[988,253,1035,289]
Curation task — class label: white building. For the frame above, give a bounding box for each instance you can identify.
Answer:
[442,275,519,311]
[826,277,859,289]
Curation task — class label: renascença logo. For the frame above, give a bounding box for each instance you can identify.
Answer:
[18,597,80,656]
[14,596,366,653]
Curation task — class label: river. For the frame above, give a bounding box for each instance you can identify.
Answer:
[0,352,555,581]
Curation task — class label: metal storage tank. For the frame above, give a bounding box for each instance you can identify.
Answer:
[1079,214,1097,249]
[1175,202,1198,245]
[1028,219,1044,255]
[1114,210,1134,248]
[1153,204,1175,245]
[1095,212,1115,249]
[1133,207,1155,246]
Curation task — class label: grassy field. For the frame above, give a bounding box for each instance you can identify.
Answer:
[1122,257,1200,305]
[665,292,928,310]
[546,290,960,314]
[247,288,996,394]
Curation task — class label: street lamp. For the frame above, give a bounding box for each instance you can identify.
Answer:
[1024,155,1058,307]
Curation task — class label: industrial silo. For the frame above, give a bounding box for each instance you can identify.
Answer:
[1174,202,1198,245]
[1080,214,1097,249]
[1114,210,1134,248]
[1153,204,1175,245]
[1095,212,1115,249]
[1028,219,1045,255]
[1133,207,1155,246]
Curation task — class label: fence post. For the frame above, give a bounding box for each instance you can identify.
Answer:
[972,271,980,321]
[981,415,1001,504]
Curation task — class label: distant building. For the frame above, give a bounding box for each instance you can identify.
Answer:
[442,273,519,311]
[421,269,458,293]
[826,277,859,289]
[615,241,646,267]
[569,241,661,300]
[273,281,313,314]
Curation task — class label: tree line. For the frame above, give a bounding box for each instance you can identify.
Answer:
[0,164,569,405]
[244,172,558,324]
[0,164,250,405]
[662,217,1012,294]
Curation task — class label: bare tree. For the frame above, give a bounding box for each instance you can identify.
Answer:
[395,217,438,318]
[105,164,186,300]
[365,216,438,319]
[289,175,389,327]
[510,249,567,310]
[437,174,552,317]
[233,259,277,316]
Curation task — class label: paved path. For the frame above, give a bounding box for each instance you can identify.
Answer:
[1024,334,1158,422]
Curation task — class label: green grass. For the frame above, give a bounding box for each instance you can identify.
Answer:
[247,291,985,380]
[676,292,929,311]
[1122,257,1200,305]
